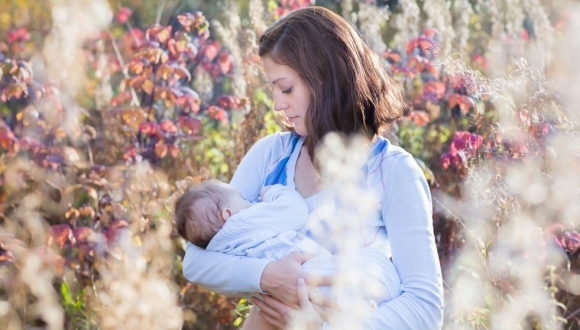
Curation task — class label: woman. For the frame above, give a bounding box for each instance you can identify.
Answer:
[182,6,444,329]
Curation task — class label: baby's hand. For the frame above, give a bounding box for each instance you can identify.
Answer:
[259,185,273,201]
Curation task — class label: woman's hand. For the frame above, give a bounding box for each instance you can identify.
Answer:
[259,252,314,308]
[291,278,325,329]
[252,278,326,329]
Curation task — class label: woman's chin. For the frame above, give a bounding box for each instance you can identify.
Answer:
[294,127,307,137]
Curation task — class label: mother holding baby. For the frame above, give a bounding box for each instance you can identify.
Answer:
[182,6,443,329]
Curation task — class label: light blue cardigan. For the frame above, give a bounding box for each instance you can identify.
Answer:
[182,132,444,329]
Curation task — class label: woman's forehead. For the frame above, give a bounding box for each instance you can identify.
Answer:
[261,57,298,84]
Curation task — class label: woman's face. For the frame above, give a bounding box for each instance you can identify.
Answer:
[262,56,311,136]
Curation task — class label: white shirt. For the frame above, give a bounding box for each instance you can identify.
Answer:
[182,132,444,329]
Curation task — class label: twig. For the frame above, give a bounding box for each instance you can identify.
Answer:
[105,30,140,107]
[433,196,496,286]
[156,0,167,25]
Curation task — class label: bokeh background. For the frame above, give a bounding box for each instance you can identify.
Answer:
[1,0,580,329]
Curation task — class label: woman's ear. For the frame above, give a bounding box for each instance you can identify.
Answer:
[221,208,232,221]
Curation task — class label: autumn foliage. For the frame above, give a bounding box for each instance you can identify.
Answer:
[1,0,580,329]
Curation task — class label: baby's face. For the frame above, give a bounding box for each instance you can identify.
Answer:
[217,183,252,216]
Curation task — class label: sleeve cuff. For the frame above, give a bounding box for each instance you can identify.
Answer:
[262,184,286,202]
[231,256,271,293]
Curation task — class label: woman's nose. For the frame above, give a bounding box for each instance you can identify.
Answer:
[273,95,287,112]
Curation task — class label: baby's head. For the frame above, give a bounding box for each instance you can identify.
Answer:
[174,179,251,248]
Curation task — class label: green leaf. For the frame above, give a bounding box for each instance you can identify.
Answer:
[61,282,73,306]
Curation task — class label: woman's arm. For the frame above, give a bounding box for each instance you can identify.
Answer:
[183,242,270,295]
[364,153,443,329]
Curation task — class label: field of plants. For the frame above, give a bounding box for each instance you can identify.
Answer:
[1,0,580,329]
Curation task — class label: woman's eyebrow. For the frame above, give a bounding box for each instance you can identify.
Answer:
[270,77,286,85]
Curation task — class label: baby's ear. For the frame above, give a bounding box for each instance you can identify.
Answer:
[221,208,232,221]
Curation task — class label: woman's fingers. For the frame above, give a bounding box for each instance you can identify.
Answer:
[297,278,312,309]
[260,252,316,308]
[310,291,333,310]
[251,294,292,328]
[312,303,333,322]
[306,274,334,287]
[289,252,317,264]
[289,278,325,330]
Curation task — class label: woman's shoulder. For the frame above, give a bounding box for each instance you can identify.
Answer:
[369,137,422,176]
[249,131,298,156]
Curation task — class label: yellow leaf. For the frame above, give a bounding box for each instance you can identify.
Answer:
[142,79,154,95]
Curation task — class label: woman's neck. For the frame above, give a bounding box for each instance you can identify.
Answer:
[293,145,322,198]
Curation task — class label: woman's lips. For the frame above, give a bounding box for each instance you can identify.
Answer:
[287,116,298,122]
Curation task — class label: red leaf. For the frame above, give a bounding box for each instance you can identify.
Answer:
[203,41,221,61]
[217,53,232,74]
[110,91,132,107]
[0,128,18,150]
[207,105,228,124]
[408,111,430,126]
[178,116,201,135]
[159,119,178,133]
[177,88,201,113]
[407,56,426,73]
[421,28,439,39]
[139,122,159,136]
[115,7,133,24]
[440,153,461,170]
[7,28,30,43]
[110,219,129,229]
[123,146,139,160]
[382,50,401,63]
[449,131,483,158]
[423,82,446,99]
[472,54,489,71]
[448,94,475,114]
[217,95,240,109]
[155,141,168,158]
[17,136,43,153]
[48,224,72,249]
[404,39,418,55]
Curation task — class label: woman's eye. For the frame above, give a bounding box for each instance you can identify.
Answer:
[282,87,292,94]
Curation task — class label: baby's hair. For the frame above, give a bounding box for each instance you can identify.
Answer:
[174,179,230,248]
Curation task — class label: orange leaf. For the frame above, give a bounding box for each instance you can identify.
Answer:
[73,227,94,244]
[142,79,154,95]
[145,24,172,44]
[408,111,430,126]
[169,144,180,158]
[155,141,168,158]
[48,224,72,249]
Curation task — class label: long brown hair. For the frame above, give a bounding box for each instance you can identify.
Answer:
[258,6,405,161]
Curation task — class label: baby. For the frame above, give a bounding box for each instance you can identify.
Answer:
[175,179,403,327]
[174,180,326,259]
